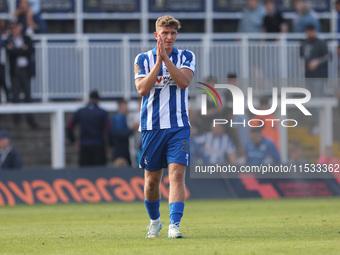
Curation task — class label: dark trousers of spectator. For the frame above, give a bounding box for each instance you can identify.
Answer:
[111,136,132,166]
[0,64,8,103]
[10,67,37,128]
[308,78,326,128]
[11,67,31,103]
[79,145,107,167]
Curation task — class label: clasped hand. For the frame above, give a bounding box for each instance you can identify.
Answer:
[156,35,168,63]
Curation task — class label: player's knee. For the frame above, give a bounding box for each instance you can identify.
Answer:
[145,173,161,188]
[169,170,185,184]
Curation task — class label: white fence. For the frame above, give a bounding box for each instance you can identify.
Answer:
[0,98,337,169]
[29,33,340,101]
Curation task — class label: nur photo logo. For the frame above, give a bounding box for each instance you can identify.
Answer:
[196,82,222,115]
[196,82,312,128]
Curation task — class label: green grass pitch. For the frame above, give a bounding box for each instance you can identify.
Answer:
[0,198,339,255]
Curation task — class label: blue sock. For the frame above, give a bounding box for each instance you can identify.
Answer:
[145,199,160,220]
[169,202,185,225]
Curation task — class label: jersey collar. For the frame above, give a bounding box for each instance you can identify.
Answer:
[152,46,178,56]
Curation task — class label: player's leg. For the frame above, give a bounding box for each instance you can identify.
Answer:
[168,162,186,230]
[144,169,163,238]
[168,163,186,202]
[140,129,168,238]
[144,169,163,216]
[166,126,190,238]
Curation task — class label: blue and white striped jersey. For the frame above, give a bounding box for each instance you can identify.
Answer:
[134,47,195,131]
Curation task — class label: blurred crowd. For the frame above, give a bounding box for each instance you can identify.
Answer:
[65,91,141,169]
[0,0,44,129]
[189,73,340,167]
[238,0,320,34]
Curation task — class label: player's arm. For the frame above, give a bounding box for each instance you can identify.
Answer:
[159,37,194,89]
[135,62,161,97]
[135,39,163,97]
[163,57,193,89]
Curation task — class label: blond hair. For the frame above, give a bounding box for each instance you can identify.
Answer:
[155,16,181,31]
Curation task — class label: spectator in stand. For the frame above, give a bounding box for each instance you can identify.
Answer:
[251,97,280,150]
[300,24,330,133]
[237,0,267,33]
[6,20,38,129]
[293,0,320,33]
[192,123,238,165]
[109,98,138,166]
[13,0,47,35]
[246,127,281,165]
[67,90,110,167]
[300,24,330,93]
[317,146,340,165]
[263,0,287,34]
[224,73,237,104]
[0,130,22,170]
[0,19,9,104]
[225,73,249,163]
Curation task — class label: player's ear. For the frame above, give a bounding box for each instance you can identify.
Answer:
[154,31,158,40]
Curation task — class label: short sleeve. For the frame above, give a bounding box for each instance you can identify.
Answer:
[134,53,149,80]
[180,50,195,73]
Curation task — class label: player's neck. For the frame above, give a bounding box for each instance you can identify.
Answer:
[165,47,173,56]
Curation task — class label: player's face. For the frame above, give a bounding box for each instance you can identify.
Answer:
[155,26,178,50]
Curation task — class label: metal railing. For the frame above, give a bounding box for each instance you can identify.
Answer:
[29,33,340,101]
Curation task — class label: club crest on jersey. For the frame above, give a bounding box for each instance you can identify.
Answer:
[134,63,141,73]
